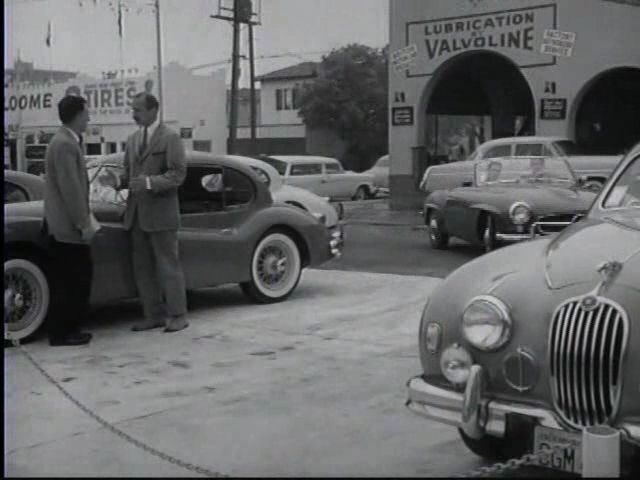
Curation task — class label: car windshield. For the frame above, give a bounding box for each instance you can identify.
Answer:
[475,157,575,186]
[88,164,128,205]
[256,156,287,176]
[602,154,640,210]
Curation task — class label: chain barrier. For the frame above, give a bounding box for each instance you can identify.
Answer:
[454,443,573,477]
[10,339,228,478]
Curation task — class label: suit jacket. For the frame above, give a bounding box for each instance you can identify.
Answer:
[44,127,91,244]
[121,123,187,232]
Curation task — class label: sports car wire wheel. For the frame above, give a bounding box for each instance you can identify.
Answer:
[4,258,50,340]
[257,244,291,289]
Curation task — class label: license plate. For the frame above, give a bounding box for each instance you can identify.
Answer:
[534,426,582,474]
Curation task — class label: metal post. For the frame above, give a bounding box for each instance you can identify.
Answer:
[248,20,257,154]
[228,0,241,154]
[154,0,164,123]
[582,425,620,477]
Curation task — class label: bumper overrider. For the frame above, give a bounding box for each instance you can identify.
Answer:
[406,366,640,442]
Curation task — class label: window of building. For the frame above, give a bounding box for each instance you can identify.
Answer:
[290,163,323,176]
[193,140,212,152]
[276,88,295,111]
[121,142,127,152]
[25,133,36,145]
[86,143,102,155]
[107,142,117,154]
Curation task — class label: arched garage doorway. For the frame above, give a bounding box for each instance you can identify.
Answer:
[574,67,640,155]
[419,51,535,164]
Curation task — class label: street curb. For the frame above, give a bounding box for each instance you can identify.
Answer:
[343,220,426,228]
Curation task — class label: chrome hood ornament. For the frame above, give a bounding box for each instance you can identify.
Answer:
[594,260,624,297]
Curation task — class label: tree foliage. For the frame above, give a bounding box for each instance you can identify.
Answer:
[298,43,388,171]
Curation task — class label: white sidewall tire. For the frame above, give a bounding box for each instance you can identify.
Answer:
[4,258,50,341]
[250,233,301,300]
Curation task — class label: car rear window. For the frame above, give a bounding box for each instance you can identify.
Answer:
[325,162,342,174]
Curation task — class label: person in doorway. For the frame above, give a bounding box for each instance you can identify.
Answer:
[44,95,99,346]
[100,92,188,333]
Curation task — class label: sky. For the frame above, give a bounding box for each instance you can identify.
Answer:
[4,0,389,84]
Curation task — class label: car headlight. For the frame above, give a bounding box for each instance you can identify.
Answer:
[509,201,532,225]
[462,295,512,351]
[440,344,473,385]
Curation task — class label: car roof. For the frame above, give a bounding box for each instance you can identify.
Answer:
[479,136,570,147]
[268,155,340,165]
[4,169,43,182]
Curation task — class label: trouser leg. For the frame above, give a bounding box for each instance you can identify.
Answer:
[148,230,187,318]
[47,238,93,339]
[131,222,166,321]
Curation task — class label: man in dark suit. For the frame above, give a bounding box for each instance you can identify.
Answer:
[44,95,99,346]
[102,92,188,332]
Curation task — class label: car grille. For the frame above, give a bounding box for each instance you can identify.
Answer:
[535,214,578,234]
[548,296,629,428]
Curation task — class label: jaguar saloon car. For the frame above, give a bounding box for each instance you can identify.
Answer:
[424,156,598,252]
[4,170,45,204]
[406,143,640,476]
[4,153,343,341]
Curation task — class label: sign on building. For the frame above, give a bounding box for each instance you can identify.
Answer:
[540,98,567,120]
[540,29,576,57]
[406,4,557,76]
[392,106,414,126]
[391,44,418,73]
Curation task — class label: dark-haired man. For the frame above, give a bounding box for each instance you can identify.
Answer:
[44,95,99,346]
[102,92,188,333]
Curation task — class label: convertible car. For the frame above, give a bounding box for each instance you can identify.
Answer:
[406,143,640,475]
[424,156,598,252]
[4,153,343,341]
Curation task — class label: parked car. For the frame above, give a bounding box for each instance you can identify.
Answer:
[4,170,45,204]
[406,143,640,476]
[364,154,390,194]
[4,153,344,341]
[420,136,623,195]
[259,155,376,201]
[232,155,343,228]
[424,156,597,252]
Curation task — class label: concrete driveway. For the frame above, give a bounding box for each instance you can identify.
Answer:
[5,269,496,477]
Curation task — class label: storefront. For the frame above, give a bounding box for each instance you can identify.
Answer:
[389,0,640,209]
[4,62,227,175]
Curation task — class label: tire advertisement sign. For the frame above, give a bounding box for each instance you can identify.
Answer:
[405,4,556,77]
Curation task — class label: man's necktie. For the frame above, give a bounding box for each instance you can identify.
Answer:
[139,127,148,156]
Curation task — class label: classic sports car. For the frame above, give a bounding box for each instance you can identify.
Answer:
[424,156,598,252]
[4,153,343,341]
[4,170,45,204]
[406,143,640,476]
[259,155,377,201]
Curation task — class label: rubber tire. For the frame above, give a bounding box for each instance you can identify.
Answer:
[353,186,368,201]
[482,214,497,253]
[427,211,449,250]
[4,254,51,342]
[458,429,527,462]
[240,231,302,304]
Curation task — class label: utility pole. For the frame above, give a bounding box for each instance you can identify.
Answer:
[248,20,257,153]
[154,0,164,123]
[227,0,241,153]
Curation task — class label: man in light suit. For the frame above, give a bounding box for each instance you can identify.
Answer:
[102,92,188,332]
[44,95,99,346]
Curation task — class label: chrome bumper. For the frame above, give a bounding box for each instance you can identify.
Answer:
[406,371,640,441]
[496,221,574,243]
